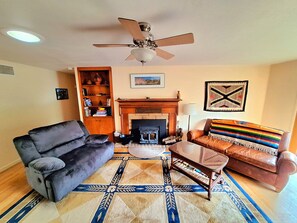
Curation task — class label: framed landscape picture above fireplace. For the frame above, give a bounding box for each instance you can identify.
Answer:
[130,73,165,88]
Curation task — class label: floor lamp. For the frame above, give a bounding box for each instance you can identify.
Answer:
[183,103,197,132]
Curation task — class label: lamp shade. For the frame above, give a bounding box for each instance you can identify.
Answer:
[131,48,156,63]
[183,103,197,115]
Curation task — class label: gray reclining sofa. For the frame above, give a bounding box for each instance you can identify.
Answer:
[13,120,114,202]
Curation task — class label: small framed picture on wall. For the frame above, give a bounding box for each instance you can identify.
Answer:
[130,73,165,88]
[55,88,69,100]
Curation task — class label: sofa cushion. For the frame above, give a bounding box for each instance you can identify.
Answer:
[85,134,108,144]
[193,135,233,153]
[226,145,277,173]
[209,119,284,156]
[29,157,65,174]
[46,142,114,201]
[29,120,85,153]
[41,137,86,158]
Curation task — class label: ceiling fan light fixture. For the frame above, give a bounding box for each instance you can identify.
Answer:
[131,48,156,64]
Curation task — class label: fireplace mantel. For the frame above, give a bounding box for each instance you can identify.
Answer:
[116,98,181,135]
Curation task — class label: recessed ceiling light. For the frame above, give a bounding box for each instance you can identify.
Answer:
[1,28,44,43]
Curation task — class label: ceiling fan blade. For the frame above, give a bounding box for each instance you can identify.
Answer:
[118,17,145,40]
[155,33,194,47]
[125,54,135,61]
[155,48,174,60]
[93,44,132,47]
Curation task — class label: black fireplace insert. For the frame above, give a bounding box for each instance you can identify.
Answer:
[131,119,167,144]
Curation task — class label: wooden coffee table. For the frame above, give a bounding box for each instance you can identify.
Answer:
[169,141,229,200]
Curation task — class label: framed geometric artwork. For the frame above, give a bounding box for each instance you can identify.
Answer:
[204,80,248,112]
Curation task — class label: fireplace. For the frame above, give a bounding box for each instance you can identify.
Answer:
[116,98,181,137]
[131,119,167,144]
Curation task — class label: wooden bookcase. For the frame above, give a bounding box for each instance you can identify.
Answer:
[76,67,115,140]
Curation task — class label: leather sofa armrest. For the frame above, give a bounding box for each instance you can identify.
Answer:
[277,151,297,174]
[187,130,205,141]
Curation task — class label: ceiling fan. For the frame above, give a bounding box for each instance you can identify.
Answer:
[93,17,194,64]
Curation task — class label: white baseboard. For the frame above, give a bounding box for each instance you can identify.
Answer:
[0,158,21,173]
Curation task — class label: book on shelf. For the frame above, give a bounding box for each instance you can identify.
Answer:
[93,107,107,117]
[93,114,107,117]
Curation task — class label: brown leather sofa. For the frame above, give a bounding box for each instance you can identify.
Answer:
[187,119,297,192]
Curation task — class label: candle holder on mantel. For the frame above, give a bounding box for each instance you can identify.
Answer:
[177,91,181,100]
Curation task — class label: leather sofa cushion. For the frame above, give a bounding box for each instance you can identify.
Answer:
[226,144,277,173]
[29,121,85,153]
[193,135,233,153]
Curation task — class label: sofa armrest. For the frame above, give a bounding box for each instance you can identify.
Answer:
[277,151,297,174]
[29,157,66,175]
[26,157,65,200]
[187,130,205,141]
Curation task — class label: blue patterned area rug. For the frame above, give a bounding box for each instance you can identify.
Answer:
[1,152,272,223]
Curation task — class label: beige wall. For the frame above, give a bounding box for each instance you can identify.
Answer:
[0,60,80,172]
[112,65,270,134]
[261,60,297,132]
[290,113,297,153]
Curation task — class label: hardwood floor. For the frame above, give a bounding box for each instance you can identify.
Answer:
[0,162,31,214]
[229,170,297,223]
[1,161,297,222]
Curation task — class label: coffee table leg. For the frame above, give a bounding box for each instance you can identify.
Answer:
[208,172,214,200]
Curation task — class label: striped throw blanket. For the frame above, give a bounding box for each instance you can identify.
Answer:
[209,119,284,156]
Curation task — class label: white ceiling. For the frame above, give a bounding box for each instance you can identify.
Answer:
[1,0,297,72]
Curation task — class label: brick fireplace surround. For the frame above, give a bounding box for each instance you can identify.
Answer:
[116,98,181,136]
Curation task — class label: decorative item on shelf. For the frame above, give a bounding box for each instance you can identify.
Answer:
[84,107,91,117]
[103,79,109,85]
[84,98,92,107]
[82,88,87,96]
[183,103,197,132]
[99,100,103,106]
[87,79,92,85]
[106,98,111,106]
[82,78,87,85]
[94,73,102,85]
